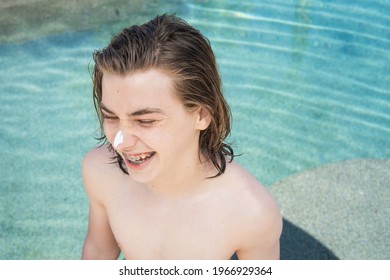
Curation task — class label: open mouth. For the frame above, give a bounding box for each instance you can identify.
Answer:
[124,152,156,166]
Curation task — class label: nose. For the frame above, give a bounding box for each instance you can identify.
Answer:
[113,130,124,148]
[113,128,138,150]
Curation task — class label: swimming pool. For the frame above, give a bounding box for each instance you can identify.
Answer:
[0,0,389,259]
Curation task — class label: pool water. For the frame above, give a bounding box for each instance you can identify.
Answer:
[0,0,389,259]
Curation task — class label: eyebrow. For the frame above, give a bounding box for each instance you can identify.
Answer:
[100,102,166,117]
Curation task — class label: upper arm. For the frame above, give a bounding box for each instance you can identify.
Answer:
[235,183,283,260]
[82,200,120,259]
[81,147,121,259]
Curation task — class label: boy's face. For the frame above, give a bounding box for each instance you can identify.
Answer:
[101,69,209,185]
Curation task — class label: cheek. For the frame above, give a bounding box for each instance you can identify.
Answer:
[164,122,197,149]
[103,124,117,143]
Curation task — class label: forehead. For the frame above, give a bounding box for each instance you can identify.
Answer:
[101,69,182,111]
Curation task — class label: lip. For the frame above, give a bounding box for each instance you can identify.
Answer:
[122,151,156,171]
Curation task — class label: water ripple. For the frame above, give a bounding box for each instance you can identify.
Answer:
[228,83,390,133]
[188,4,390,44]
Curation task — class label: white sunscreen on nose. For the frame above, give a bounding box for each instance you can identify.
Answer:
[113,130,123,148]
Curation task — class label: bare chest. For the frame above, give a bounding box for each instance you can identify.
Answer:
[105,190,236,259]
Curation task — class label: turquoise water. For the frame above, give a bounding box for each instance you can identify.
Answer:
[0,0,389,259]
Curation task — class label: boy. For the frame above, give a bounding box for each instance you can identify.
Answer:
[82,14,282,260]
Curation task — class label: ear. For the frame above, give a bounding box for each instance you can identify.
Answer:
[195,106,211,131]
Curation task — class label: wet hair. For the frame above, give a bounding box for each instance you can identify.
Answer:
[92,13,234,177]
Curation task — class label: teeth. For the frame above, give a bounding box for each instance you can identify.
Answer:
[125,152,154,164]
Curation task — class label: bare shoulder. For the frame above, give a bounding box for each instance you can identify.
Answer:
[223,161,283,259]
[82,144,114,180]
[83,143,109,164]
[224,161,280,215]
[82,144,123,201]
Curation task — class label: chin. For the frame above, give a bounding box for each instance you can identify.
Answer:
[126,168,160,186]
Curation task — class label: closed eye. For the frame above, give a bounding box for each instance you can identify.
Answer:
[102,113,118,121]
[136,119,158,126]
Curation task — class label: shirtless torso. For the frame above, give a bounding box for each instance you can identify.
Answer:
[82,17,282,259]
[82,144,282,260]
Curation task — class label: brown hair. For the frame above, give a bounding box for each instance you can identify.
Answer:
[92,13,234,177]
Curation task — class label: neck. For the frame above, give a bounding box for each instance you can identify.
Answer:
[146,155,216,197]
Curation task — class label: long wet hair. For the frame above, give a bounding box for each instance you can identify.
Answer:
[92,13,234,177]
